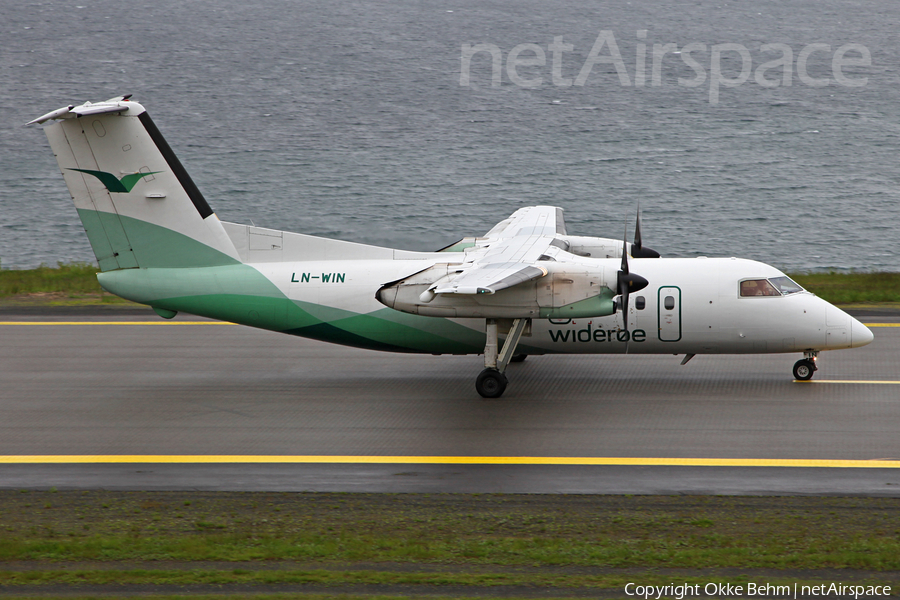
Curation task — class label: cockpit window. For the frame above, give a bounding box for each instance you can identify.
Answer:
[769,276,804,295]
[740,279,781,297]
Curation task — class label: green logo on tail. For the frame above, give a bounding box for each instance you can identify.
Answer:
[68,168,161,193]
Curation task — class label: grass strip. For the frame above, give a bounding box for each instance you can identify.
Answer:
[0,262,132,306]
[0,569,895,590]
[2,492,900,570]
[0,263,103,297]
[3,533,900,570]
[0,595,531,600]
[0,569,658,587]
[789,272,900,304]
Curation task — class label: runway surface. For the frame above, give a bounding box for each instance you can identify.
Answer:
[1,310,898,495]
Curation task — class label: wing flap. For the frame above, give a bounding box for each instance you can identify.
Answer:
[434,262,547,295]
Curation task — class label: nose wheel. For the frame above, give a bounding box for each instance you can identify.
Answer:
[476,369,508,398]
[793,351,819,381]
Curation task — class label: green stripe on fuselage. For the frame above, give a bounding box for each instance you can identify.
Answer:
[99,265,307,331]
[286,305,485,354]
[98,264,487,354]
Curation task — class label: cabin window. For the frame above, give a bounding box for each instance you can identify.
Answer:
[740,279,781,297]
[664,295,675,310]
[769,276,804,295]
[635,296,646,310]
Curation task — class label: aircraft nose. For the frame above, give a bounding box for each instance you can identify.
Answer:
[850,317,874,348]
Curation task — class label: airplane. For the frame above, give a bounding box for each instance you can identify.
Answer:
[28,96,874,398]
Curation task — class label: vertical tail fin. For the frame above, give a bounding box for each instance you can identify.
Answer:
[32,97,240,270]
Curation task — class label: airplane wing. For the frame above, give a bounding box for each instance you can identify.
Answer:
[433,206,565,295]
[482,205,567,239]
[379,204,652,340]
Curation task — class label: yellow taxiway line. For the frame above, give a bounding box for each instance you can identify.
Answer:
[1,456,899,468]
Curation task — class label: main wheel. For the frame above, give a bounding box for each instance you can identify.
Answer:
[510,354,528,363]
[793,359,817,381]
[476,368,508,398]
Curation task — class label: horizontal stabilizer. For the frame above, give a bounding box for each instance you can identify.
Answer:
[71,102,130,117]
[26,100,130,125]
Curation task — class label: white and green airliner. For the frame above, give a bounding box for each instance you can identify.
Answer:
[29,96,873,397]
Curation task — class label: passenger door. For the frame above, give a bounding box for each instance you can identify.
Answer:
[658,286,682,342]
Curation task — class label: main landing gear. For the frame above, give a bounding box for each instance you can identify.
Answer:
[793,350,819,381]
[476,318,530,398]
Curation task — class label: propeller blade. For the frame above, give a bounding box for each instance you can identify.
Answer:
[618,277,631,332]
[632,245,661,259]
[633,203,643,253]
[630,205,661,259]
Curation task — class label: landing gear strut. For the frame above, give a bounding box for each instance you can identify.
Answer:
[476,318,529,398]
[793,350,819,381]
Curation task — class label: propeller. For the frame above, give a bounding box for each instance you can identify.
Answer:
[630,205,661,259]
[616,222,649,334]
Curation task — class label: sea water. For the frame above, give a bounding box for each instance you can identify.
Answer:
[1,0,898,272]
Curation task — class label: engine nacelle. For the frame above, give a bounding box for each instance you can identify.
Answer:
[558,235,624,259]
[557,235,660,259]
[376,262,616,319]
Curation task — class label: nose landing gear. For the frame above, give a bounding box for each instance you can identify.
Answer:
[793,350,819,381]
[476,318,529,398]
[476,368,508,398]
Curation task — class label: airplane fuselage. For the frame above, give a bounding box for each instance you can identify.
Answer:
[97,254,870,356]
